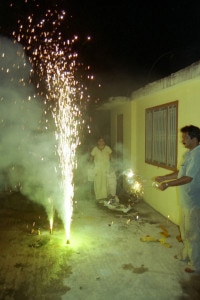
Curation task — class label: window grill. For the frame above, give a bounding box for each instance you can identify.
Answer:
[145,101,178,170]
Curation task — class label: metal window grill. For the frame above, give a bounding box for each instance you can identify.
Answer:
[145,102,177,169]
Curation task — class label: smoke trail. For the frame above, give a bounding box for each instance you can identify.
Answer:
[0,36,62,213]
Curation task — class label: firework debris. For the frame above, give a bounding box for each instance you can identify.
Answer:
[140,224,172,248]
[122,263,148,274]
[103,201,133,213]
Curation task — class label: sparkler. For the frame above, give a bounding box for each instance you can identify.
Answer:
[12,3,92,243]
[152,181,160,189]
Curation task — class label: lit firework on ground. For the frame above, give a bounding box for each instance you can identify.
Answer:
[13,4,92,243]
[123,169,144,200]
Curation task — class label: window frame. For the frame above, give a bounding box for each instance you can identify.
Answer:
[145,101,178,170]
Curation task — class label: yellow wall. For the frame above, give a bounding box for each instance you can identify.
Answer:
[133,91,180,224]
[134,78,200,225]
[109,73,200,225]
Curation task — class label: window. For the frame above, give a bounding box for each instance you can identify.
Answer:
[145,101,178,170]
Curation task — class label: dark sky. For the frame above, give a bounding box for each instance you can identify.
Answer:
[1,0,200,101]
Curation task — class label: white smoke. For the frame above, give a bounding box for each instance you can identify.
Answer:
[0,36,62,212]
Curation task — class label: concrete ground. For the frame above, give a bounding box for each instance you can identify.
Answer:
[0,191,200,300]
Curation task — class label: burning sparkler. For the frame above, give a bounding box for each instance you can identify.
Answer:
[152,181,160,189]
[12,2,92,243]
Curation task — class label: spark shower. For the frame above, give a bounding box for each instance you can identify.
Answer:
[1,2,92,242]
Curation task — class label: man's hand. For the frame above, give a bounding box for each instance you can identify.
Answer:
[157,182,168,191]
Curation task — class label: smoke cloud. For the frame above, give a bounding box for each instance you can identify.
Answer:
[0,36,63,216]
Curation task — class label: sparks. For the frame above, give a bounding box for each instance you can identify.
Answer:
[123,169,144,200]
[12,4,92,242]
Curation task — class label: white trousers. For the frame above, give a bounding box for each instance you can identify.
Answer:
[180,207,200,271]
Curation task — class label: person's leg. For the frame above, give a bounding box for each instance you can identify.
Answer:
[94,170,108,200]
[186,208,200,271]
[107,171,117,197]
[179,207,190,261]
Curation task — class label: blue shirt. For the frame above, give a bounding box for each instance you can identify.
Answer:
[178,145,200,208]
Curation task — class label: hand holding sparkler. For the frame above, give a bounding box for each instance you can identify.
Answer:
[159,182,169,191]
[154,176,169,191]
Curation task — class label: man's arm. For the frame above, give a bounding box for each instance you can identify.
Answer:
[155,171,179,183]
[157,175,193,191]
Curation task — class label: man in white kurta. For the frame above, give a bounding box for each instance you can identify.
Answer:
[90,137,112,200]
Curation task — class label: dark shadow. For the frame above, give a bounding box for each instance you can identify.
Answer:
[179,274,200,299]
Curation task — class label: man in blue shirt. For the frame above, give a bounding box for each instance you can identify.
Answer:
[155,125,200,273]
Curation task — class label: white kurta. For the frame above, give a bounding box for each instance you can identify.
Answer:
[91,145,112,200]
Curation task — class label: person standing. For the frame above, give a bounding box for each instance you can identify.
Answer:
[90,137,117,201]
[155,125,200,273]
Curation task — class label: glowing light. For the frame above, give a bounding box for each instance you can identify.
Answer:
[49,217,53,234]
[123,169,144,200]
[125,169,134,179]
[152,181,160,189]
[133,181,142,193]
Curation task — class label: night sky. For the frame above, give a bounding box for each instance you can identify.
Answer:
[1,0,200,101]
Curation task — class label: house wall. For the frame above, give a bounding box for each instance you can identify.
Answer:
[133,78,200,225]
[108,66,200,225]
[110,102,132,169]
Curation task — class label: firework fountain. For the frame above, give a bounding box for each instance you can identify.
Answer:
[12,6,91,243]
[122,169,144,201]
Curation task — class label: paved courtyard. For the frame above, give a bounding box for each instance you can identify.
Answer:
[0,191,200,299]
